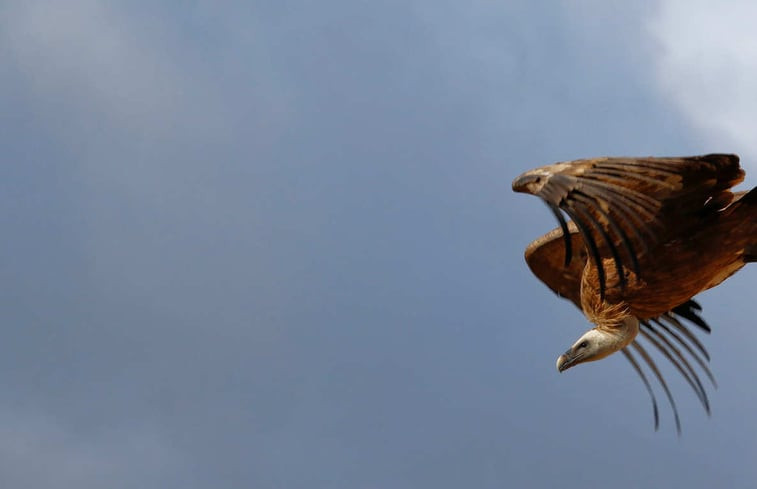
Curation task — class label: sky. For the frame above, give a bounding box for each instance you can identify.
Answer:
[0,0,756,487]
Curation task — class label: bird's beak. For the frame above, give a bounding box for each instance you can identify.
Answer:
[556,350,575,372]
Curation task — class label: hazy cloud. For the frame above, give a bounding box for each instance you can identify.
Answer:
[650,0,757,171]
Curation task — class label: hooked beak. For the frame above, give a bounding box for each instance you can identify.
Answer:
[556,349,577,372]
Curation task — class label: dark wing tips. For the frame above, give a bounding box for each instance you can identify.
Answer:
[687,153,744,191]
[677,153,739,173]
[697,153,739,168]
[672,300,711,333]
[640,324,711,415]
[628,302,716,433]
[621,348,660,431]
[631,341,682,435]
[547,204,573,267]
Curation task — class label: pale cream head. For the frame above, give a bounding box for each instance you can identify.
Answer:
[556,317,639,372]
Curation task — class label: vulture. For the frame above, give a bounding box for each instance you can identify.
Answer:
[512,153,757,432]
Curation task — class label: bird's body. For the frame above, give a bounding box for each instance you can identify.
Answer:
[513,153,757,431]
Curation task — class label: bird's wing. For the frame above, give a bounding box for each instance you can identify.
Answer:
[513,154,744,299]
[526,225,715,432]
[524,221,585,308]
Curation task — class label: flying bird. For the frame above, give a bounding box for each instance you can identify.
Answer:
[512,153,757,432]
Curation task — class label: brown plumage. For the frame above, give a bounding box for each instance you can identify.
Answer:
[513,153,757,432]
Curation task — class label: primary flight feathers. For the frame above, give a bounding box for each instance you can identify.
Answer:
[513,154,756,432]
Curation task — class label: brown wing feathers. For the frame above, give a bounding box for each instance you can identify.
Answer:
[513,154,744,299]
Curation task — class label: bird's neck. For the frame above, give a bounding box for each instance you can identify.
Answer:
[594,317,640,359]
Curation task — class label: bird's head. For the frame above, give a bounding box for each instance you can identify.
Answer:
[556,317,639,372]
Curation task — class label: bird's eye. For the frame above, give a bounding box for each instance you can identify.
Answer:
[579,341,588,349]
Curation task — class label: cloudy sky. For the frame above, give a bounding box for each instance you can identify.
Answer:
[1,1,756,487]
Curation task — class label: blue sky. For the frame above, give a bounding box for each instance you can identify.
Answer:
[0,1,756,487]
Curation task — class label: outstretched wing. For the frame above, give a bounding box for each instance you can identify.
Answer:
[524,221,585,306]
[514,154,744,299]
[526,225,715,433]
